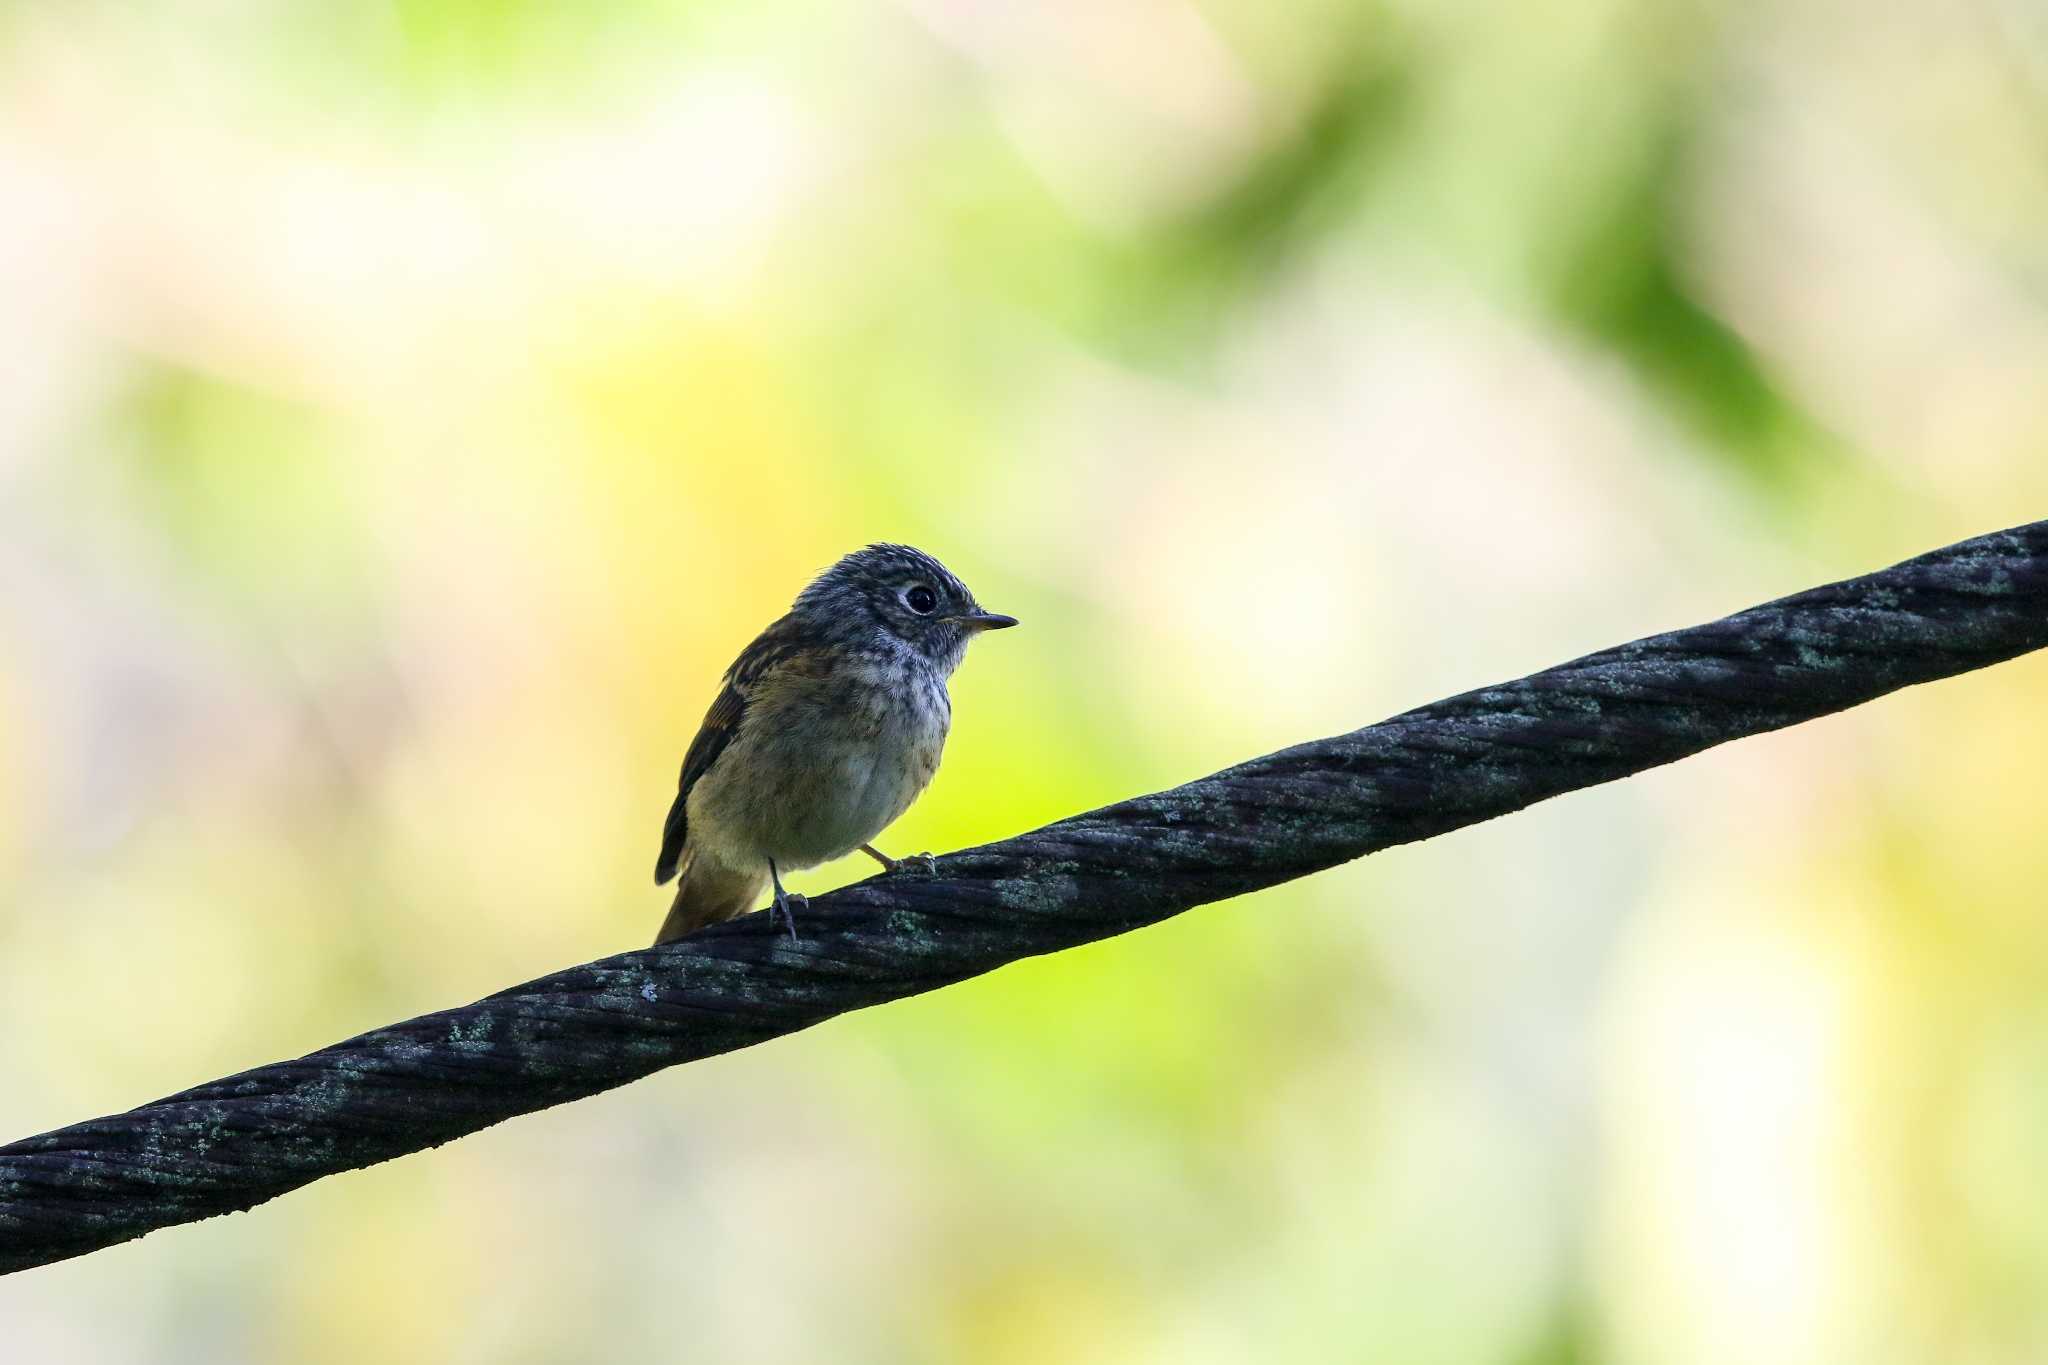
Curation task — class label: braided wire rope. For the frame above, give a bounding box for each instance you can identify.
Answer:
[3,520,2044,1274]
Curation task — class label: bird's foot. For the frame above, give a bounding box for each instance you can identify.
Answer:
[771,890,806,943]
[860,844,937,876]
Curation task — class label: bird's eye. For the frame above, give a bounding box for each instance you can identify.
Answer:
[904,585,938,615]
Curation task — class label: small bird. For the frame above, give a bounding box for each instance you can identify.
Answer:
[652,544,1017,945]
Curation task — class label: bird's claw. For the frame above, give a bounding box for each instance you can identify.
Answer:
[861,843,938,877]
[772,891,806,943]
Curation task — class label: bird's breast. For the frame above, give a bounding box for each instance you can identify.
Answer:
[698,660,951,870]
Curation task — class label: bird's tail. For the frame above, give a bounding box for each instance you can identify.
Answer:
[653,850,766,946]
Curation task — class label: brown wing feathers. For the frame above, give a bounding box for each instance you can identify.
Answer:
[653,614,805,884]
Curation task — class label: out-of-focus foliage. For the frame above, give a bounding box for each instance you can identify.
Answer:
[2,1,2046,1361]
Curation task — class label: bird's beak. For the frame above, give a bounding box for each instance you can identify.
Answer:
[952,611,1019,631]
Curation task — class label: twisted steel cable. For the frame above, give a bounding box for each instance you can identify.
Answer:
[3,520,2044,1274]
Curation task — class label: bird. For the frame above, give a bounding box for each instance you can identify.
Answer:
[651,544,1017,945]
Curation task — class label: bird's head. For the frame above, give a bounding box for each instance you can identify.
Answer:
[794,543,1017,672]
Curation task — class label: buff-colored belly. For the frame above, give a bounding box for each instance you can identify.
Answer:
[688,678,948,874]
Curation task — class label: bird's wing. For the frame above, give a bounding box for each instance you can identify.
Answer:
[654,613,806,884]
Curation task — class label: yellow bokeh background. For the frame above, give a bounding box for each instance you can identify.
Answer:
[2,2,2046,1361]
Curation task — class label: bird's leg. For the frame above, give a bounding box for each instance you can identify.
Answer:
[860,844,938,875]
[767,859,804,943]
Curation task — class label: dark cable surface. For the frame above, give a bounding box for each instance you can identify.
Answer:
[3,520,2044,1274]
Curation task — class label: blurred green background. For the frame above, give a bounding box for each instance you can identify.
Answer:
[2,0,2047,1360]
